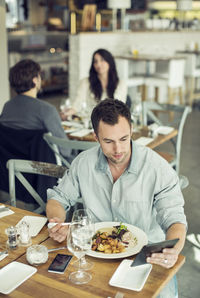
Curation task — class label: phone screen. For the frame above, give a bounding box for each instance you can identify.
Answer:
[48,254,72,274]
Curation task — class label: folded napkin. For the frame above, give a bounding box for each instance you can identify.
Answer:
[69,128,93,137]
[0,205,14,219]
[155,126,174,135]
[135,137,154,146]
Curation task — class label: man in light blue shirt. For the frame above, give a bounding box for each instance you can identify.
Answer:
[46,99,186,297]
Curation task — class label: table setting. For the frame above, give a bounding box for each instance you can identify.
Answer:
[0,203,185,297]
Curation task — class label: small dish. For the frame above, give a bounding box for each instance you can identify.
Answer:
[109,259,152,292]
[0,261,37,294]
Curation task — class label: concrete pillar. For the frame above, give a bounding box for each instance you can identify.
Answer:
[0,1,9,112]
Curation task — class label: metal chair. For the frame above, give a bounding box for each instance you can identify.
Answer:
[6,159,67,214]
[142,102,192,174]
[43,133,98,167]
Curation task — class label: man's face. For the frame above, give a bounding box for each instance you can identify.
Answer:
[95,116,132,165]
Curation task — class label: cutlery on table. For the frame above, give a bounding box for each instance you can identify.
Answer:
[47,222,75,229]
[48,246,68,253]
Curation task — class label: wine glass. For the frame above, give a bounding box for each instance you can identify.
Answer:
[78,102,91,129]
[71,209,94,270]
[131,93,143,132]
[67,220,93,284]
[60,98,73,121]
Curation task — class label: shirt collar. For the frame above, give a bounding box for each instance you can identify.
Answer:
[95,140,139,175]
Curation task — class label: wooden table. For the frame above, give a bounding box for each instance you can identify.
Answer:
[0,205,185,298]
[3,236,185,298]
[115,54,185,76]
[0,204,48,268]
[68,127,178,150]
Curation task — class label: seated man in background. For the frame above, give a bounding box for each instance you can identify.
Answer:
[46,99,187,297]
[0,59,71,159]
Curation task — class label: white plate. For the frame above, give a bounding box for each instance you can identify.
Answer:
[16,216,47,237]
[69,128,93,137]
[61,121,83,128]
[87,222,148,259]
[0,261,37,294]
[135,137,154,146]
[109,259,152,291]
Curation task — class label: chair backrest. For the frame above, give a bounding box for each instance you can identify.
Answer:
[0,125,56,195]
[183,53,198,77]
[142,102,191,174]
[43,133,98,167]
[168,59,185,88]
[6,159,67,214]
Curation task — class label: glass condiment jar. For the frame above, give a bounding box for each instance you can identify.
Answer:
[5,226,18,250]
[18,220,32,246]
[26,245,48,265]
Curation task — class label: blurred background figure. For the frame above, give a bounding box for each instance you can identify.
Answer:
[0,59,71,159]
[60,48,127,120]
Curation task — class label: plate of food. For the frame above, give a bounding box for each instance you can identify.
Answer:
[86,222,148,259]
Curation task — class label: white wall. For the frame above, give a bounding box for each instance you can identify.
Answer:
[69,31,200,101]
[0,1,9,112]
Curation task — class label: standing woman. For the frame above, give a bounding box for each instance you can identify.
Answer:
[61,49,127,118]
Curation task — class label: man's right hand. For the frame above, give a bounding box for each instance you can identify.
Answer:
[48,217,69,243]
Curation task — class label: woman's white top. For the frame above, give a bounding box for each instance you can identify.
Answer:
[72,78,127,113]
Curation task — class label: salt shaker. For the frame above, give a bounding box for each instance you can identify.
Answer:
[5,226,18,249]
[19,220,32,246]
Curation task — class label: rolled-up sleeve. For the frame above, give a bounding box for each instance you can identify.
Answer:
[154,160,187,233]
[47,167,80,211]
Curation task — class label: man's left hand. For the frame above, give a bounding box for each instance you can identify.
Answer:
[146,247,179,268]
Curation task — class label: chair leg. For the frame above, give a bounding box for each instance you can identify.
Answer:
[168,87,176,121]
[155,87,159,103]
[178,87,184,105]
[189,77,195,106]
[141,84,147,101]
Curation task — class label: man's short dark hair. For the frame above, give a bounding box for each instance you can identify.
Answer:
[9,59,41,94]
[91,98,131,135]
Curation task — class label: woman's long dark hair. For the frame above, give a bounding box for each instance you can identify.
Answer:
[89,49,119,101]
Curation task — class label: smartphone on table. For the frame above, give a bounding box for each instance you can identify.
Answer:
[48,254,72,274]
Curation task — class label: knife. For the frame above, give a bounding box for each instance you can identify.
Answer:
[0,207,10,213]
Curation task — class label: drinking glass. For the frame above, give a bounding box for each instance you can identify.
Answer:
[78,102,91,129]
[71,209,94,270]
[67,221,93,284]
[131,93,143,132]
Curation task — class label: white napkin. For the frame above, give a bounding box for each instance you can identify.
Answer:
[135,137,154,146]
[69,128,93,137]
[0,252,8,262]
[155,126,174,135]
[0,205,14,219]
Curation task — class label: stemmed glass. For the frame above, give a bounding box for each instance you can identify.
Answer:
[60,98,73,121]
[71,209,94,270]
[78,102,91,129]
[131,93,143,132]
[67,212,93,284]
